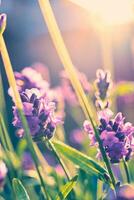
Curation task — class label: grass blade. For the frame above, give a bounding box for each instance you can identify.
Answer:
[53,140,110,184]
[12,178,30,200]
[55,175,78,200]
[37,0,116,189]
[0,35,50,200]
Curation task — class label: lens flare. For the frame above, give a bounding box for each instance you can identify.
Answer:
[69,0,134,26]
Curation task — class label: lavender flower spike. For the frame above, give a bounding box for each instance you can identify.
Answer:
[60,69,91,106]
[84,109,134,163]
[13,88,62,140]
[95,69,112,100]
[0,13,7,34]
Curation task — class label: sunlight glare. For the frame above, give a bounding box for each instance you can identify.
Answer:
[69,0,134,26]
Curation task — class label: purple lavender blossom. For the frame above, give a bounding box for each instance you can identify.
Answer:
[8,66,49,97]
[95,69,112,101]
[9,65,65,120]
[48,87,65,119]
[60,70,91,106]
[106,184,134,200]
[12,88,62,140]
[31,62,50,83]
[84,110,134,163]
[0,160,7,187]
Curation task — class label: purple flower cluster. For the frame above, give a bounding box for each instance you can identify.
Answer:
[60,70,91,106]
[95,69,112,101]
[84,109,134,163]
[13,88,62,140]
[9,65,49,96]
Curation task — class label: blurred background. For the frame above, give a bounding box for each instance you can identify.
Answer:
[1,0,134,121]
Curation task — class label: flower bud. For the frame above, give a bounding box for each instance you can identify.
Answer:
[0,13,7,35]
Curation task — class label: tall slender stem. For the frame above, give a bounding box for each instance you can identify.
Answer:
[123,159,131,183]
[38,0,116,189]
[0,123,7,151]
[44,138,76,199]
[0,113,14,152]
[0,123,15,179]
[47,139,71,180]
[0,73,7,124]
[0,36,50,200]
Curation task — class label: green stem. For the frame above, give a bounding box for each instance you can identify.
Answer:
[0,36,50,200]
[0,113,14,152]
[7,175,16,200]
[0,122,15,175]
[47,139,71,180]
[0,124,7,151]
[18,109,50,200]
[0,72,7,125]
[94,127,116,188]
[123,159,131,183]
[38,0,116,190]
[43,138,76,199]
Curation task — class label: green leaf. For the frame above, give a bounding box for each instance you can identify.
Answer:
[55,175,78,200]
[0,73,7,122]
[53,140,110,184]
[12,178,30,200]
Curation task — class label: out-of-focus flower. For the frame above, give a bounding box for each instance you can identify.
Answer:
[84,110,134,163]
[0,160,7,187]
[0,13,6,34]
[9,66,49,97]
[106,184,134,200]
[55,164,65,177]
[48,87,65,119]
[117,184,134,200]
[9,65,65,120]
[69,129,85,149]
[70,129,84,144]
[95,69,112,101]
[22,152,34,171]
[32,62,50,83]
[13,88,62,140]
[60,70,91,106]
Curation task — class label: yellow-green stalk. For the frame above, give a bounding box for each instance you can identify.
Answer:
[0,17,50,199]
[38,0,116,189]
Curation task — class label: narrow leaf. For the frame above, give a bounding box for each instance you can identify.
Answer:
[12,178,30,200]
[55,175,78,200]
[0,73,7,123]
[53,140,110,184]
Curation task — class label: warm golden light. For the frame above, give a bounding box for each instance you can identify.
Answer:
[69,0,134,26]
[92,0,134,25]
